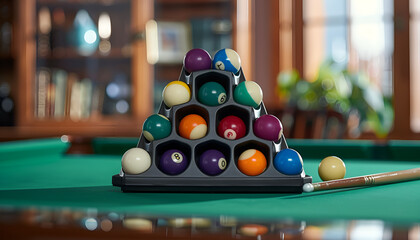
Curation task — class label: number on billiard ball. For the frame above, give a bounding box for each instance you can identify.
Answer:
[183,48,212,73]
[198,82,227,106]
[212,48,241,74]
[142,114,171,142]
[159,149,188,175]
[198,149,227,176]
[217,115,246,140]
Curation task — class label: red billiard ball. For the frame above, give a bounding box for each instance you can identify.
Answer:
[217,115,246,140]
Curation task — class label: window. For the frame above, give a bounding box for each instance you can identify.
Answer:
[277,0,418,139]
[410,0,420,132]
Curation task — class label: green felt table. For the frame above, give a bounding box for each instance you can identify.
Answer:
[1,137,420,225]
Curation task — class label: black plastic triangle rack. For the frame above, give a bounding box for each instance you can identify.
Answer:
[112,67,312,193]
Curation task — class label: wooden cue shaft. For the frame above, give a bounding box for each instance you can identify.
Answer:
[312,168,420,191]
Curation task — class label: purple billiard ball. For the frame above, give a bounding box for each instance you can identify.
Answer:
[183,49,212,73]
[198,150,227,176]
[159,149,188,175]
[253,114,283,141]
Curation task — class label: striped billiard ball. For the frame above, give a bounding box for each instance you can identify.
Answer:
[179,114,207,139]
[162,80,191,108]
[142,114,171,142]
[213,48,241,74]
[237,149,267,176]
[234,81,263,108]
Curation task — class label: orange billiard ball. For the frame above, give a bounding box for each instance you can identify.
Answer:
[237,149,267,176]
[179,114,207,139]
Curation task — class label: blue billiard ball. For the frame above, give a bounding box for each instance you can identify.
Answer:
[274,149,303,175]
[198,82,227,106]
[198,149,227,176]
[142,114,171,142]
[213,48,241,74]
[159,149,188,175]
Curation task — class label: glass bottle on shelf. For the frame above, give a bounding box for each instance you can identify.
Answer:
[34,0,134,121]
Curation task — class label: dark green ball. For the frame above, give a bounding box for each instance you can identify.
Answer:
[198,82,227,106]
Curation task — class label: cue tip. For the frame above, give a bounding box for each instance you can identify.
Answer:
[303,183,314,193]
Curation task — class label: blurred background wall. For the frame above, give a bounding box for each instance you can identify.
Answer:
[0,0,419,140]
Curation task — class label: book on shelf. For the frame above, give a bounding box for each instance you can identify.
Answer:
[53,69,67,119]
[35,67,131,121]
[36,68,50,119]
[35,68,97,121]
[80,78,93,119]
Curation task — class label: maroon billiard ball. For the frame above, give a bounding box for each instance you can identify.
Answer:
[217,115,246,140]
[253,114,283,141]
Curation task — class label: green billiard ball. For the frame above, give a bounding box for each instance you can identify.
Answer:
[233,81,263,108]
[142,114,171,141]
[198,82,227,106]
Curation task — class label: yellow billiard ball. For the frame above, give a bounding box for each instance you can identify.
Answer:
[318,156,346,181]
[162,81,191,107]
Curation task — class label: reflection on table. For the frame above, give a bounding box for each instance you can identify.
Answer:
[1,207,418,240]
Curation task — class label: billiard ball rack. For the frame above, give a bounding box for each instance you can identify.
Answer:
[112,68,312,193]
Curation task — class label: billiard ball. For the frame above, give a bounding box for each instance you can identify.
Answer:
[273,149,303,175]
[198,82,227,106]
[159,149,188,175]
[121,148,151,175]
[213,48,241,74]
[183,48,212,73]
[179,114,207,139]
[217,115,246,140]
[233,81,263,108]
[253,114,283,141]
[237,149,267,176]
[162,81,191,107]
[198,149,227,176]
[142,114,171,142]
[318,156,346,181]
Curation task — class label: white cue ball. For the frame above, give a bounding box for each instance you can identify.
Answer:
[303,183,314,193]
[121,148,151,174]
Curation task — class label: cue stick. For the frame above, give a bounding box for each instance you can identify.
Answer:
[303,168,420,192]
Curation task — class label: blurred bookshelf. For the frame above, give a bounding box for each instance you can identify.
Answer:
[0,0,252,141]
[0,0,154,140]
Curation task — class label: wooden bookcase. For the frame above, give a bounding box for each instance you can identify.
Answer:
[0,0,253,141]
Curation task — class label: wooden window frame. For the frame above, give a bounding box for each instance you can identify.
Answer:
[275,0,419,139]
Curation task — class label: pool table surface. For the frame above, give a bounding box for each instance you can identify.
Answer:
[1,137,420,226]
